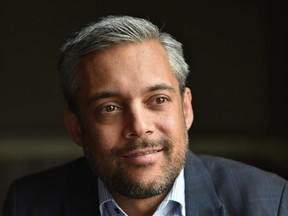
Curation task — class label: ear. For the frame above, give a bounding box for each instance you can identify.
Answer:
[183,87,194,130]
[64,108,83,146]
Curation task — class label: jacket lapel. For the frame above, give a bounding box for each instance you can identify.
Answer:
[63,199,100,216]
[62,158,101,216]
[184,151,223,216]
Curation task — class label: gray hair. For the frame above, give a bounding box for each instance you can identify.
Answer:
[58,15,190,112]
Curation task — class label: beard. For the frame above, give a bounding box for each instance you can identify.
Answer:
[83,132,188,199]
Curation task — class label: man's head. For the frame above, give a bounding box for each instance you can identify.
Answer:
[58,15,190,113]
[58,15,193,199]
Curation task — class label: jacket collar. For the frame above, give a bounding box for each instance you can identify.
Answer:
[184,151,223,216]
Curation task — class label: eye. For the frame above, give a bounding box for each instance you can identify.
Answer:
[156,97,166,104]
[97,104,121,113]
[104,105,119,112]
[155,96,168,104]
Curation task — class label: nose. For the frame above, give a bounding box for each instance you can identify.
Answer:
[122,104,154,139]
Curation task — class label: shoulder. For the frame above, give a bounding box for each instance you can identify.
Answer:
[12,157,90,191]
[192,153,288,214]
[196,153,286,186]
[3,157,96,216]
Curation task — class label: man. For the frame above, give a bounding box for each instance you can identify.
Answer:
[3,15,288,216]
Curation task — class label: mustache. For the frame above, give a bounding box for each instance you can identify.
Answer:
[111,138,172,158]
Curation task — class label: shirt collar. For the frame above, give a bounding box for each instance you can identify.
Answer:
[98,168,185,215]
[156,168,185,215]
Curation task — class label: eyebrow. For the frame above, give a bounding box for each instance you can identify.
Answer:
[86,91,121,106]
[86,83,176,106]
[144,83,176,94]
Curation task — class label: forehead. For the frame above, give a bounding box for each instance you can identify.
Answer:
[77,41,179,98]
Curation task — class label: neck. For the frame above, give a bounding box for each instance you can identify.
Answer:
[111,190,169,216]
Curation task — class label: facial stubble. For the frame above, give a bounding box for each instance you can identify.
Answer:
[83,131,188,199]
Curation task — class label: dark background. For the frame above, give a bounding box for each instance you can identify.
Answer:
[1,0,287,212]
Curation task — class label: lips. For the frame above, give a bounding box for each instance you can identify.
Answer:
[123,148,163,158]
[119,148,164,166]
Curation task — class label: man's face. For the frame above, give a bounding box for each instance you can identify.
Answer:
[65,40,193,198]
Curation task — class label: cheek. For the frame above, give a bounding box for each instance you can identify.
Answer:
[158,111,185,138]
[83,123,121,154]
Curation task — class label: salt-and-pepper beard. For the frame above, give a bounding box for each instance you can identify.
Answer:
[83,130,189,199]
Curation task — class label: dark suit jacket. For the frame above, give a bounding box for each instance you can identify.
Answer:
[3,150,288,216]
